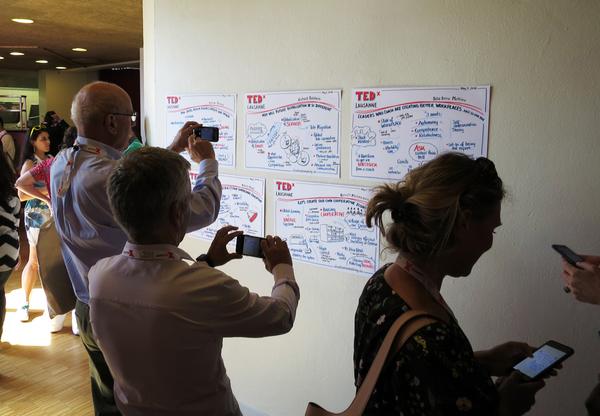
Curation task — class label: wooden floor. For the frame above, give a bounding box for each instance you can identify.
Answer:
[0,271,93,415]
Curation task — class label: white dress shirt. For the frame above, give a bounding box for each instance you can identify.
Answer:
[89,242,299,416]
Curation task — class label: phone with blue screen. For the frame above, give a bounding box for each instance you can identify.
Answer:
[513,340,573,380]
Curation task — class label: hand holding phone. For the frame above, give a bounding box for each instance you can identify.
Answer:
[193,126,219,142]
[552,244,584,267]
[512,340,573,381]
[235,234,266,258]
[201,225,243,267]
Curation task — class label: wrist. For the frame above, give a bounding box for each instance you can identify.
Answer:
[195,253,215,267]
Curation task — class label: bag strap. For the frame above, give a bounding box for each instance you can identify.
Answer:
[344,310,437,415]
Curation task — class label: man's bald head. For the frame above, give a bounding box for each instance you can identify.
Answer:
[71,81,133,149]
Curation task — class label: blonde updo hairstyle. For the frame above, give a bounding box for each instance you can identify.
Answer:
[366,153,505,261]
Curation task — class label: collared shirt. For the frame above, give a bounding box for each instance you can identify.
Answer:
[88,242,299,416]
[50,136,221,303]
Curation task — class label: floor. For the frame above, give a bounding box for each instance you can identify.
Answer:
[0,271,269,416]
[0,271,93,415]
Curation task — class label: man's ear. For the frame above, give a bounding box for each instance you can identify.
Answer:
[105,114,118,135]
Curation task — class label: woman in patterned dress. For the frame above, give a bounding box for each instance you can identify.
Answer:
[354,153,549,415]
[16,126,53,322]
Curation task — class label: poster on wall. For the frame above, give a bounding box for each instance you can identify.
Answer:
[274,180,379,276]
[166,94,237,167]
[351,86,490,181]
[245,90,341,176]
[190,174,265,241]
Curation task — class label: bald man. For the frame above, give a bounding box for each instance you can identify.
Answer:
[50,81,221,415]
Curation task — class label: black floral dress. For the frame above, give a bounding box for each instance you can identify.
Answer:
[354,264,498,415]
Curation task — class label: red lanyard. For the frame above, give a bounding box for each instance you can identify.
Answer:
[395,255,455,319]
[57,141,105,197]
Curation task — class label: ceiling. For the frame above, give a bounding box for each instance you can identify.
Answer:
[0,0,142,71]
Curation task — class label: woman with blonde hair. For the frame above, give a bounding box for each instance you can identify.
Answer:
[355,152,550,415]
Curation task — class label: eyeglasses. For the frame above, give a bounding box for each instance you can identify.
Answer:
[110,111,137,126]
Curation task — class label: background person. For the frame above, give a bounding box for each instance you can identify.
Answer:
[16,126,52,323]
[0,116,16,174]
[16,126,79,334]
[561,255,600,415]
[50,81,221,415]
[0,151,20,350]
[355,153,548,415]
[43,110,69,156]
[89,147,299,415]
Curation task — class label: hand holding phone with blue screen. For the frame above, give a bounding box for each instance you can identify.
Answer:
[513,340,573,380]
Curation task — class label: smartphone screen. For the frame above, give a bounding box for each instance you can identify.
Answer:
[513,343,570,379]
[236,235,265,258]
[193,126,219,142]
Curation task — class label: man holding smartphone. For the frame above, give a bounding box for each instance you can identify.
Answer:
[50,81,222,415]
[88,147,299,416]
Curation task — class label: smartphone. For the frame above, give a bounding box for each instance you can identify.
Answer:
[552,244,584,266]
[235,235,266,258]
[513,340,574,380]
[193,126,219,142]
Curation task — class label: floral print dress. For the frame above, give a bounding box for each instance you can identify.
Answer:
[354,264,498,415]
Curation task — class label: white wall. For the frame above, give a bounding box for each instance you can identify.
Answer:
[38,70,98,125]
[143,1,600,415]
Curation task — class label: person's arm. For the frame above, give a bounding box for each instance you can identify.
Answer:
[562,255,600,305]
[185,236,299,337]
[186,133,221,231]
[388,323,544,415]
[2,134,15,162]
[18,160,39,201]
[15,171,51,205]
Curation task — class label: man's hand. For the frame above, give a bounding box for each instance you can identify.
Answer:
[497,372,545,416]
[261,235,292,274]
[187,135,215,163]
[205,226,243,267]
[476,342,535,377]
[562,256,600,305]
[168,121,201,153]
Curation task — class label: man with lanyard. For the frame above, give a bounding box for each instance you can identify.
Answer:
[49,81,221,415]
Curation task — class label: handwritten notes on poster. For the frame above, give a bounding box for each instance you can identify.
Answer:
[245,90,341,176]
[274,180,378,276]
[351,86,490,180]
[191,175,265,241]
[166,94,237,167]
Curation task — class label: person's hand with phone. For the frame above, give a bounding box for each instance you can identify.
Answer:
[204,226,243,267]
[168,121,201,153]
[561,255,600,305]
[476,342,536,377]
[260,235,293,276]
[187,134,215,163]
[496,372,545,416]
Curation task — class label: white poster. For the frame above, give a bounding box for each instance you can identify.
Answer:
[274,180,379,276]
[245,90,341,176]
[191,175,265,241]
[166,94,237,167]
[351,86,490,180]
